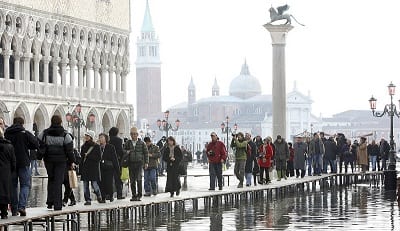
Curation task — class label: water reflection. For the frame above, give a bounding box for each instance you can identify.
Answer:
[26,179,400,230]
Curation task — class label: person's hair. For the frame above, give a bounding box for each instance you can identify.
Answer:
[143,137,151,143]
[288,142,292,147]
[13,117,24,125]
[0,127,4,139]
[167,136,176,146]
[99,133,109,143]
[51,115,62,126]
[313,132,318,137]
[108,127,119,136]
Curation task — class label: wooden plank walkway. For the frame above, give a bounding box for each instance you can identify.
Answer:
[0,171,385,230]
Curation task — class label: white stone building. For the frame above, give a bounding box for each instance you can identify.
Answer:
[0,0,133,140]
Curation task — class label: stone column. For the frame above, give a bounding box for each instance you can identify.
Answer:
[101,66,107,101]
[14,52,21,94]
[108,66,114,102]
[86,61,93,100]
[93,63,100,101]
[60,58,68,98]
[22,53,31,94]
[52,57,60,97]
[116,68,121,102]
[42,56,50,96]
[69,59,76,98]
[121,70,127,102]
[33,55,40,94]
[2,50,11,94]
[264,24,293,139]
[77,61,84,100]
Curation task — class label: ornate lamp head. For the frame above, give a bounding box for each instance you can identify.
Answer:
[369,96,377,111]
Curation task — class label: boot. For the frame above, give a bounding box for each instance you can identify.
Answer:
[277,170,282,181]
[283,170,287,180]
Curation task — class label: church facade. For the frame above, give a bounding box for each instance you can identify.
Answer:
[0,0,133,139]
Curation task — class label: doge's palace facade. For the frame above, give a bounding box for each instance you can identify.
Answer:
[0,0,133,138]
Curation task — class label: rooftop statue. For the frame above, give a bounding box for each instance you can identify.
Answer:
[268,4,304,26]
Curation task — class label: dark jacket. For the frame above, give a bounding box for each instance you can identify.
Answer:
[0,138,16,204]
[109,135,124,163]
[5,124,39,168]
[245,140,257,173]
[367,143,380,157]
[324,139,338,160]
[38,125,74,163]
[163,145,183,192]
[100,144,120,175]
[124,139,149,164]
[147,143,160,169]
[80,141,101,181]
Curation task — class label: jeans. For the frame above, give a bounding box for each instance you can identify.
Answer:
[259,167,270,183]
[307,155,313,176]
[45,161,66,209]
[326,159,337,173]
[370,156,377,171]
[313,153,323,175]
[144,168,157,194]
[11,166,31,213]
[129,162,143,198]
[31,160,39,175]
[209,162,223,189]
[83,181,101,202]
[234,160,246,185]
[245,173,252,185]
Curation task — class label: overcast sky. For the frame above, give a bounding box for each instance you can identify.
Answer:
[127,0,400,118]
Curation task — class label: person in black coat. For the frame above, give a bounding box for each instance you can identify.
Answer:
[80,130,102,205]
[98,133,120,202]
[163,136,182,197]
[0,127,16,219]
[38,115,74,211]
[108,127,124,199]
[324,137,338,173]
[4,117,39,216]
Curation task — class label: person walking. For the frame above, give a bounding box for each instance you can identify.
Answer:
[62,149,78,207]
[308,133,325,176]
[99,133,120,202]
[257,137,273,184]
[324,137,338,173]
[231,132,248,188]
[5,117,39,216]
[38,115,74,211]
[293,136,307,178]
[286,142,295,177]
[367,140,380,171]
[181,146,192,189]
[245,133,257,186]
[273,135,289,181]
[0,127,16,219]
[143,137,160,196]
[206,132,227,190]
[357,137,368,173]
[163,136,182,197]
[124,127,149,201]
[108,127,125,199]
[80,130,103,205]
[30,123,40,176]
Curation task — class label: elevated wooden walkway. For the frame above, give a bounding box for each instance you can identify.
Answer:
[0,171,385,231]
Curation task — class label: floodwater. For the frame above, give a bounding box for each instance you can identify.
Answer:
[25,165,400,230]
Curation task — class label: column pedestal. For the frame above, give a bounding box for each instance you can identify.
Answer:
[264,24,293,139]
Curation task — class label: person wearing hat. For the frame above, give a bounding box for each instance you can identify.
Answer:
[124,127,149,201]
[293,136,308,178]
[357,137,368,173]
[273,135,289,181]
[231,132,248,188]
[80,130,103,205]
[206,132,227,190]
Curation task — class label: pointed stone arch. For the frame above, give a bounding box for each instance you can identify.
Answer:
[101,109,114,134]
[14,101,31,126]
[0,100,10,125]
[86,107,100,133]
[116,110,129,137]
[32,103,49,132]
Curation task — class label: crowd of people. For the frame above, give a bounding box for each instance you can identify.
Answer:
[0,115,394,219]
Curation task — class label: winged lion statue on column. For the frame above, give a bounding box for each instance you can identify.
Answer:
[268,4,305,26]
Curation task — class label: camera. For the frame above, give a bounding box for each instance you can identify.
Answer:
[208,150,215,156]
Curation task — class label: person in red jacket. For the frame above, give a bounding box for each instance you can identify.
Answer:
[257,138,274,184]
[206,132,227,190]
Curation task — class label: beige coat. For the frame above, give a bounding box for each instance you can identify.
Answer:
[357,143,368,165]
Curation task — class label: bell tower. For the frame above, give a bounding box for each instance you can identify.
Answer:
[188,76,196,105]
[135,0,161,123]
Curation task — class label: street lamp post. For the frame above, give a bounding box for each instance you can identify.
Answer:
[66,103,95,149]
[368,82,399,190]
[156,110,180,137]
[220,116,238,153]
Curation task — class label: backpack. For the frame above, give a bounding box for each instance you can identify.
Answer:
[38,130,70,160]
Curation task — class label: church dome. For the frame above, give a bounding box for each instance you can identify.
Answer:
[229,61,261,99]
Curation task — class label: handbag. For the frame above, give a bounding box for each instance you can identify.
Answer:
[68,170,78,189]
[121,167,129,181]
[178,162,187,176]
